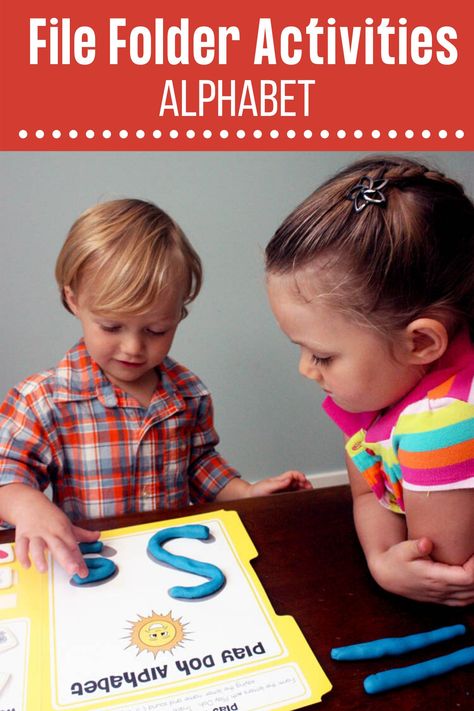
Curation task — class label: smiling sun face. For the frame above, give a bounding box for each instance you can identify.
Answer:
[125,611,188,657]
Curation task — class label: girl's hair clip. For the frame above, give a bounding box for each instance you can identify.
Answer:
[347,176,388,213]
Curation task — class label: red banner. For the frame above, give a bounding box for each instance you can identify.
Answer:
[1,0,473,150]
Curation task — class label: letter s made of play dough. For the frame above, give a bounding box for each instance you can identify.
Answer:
[147,524,226,600]
[71,541,117,586]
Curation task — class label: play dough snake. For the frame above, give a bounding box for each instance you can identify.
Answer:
[147,524,226,599]
[363,645,474,694]
[331,624,467,660]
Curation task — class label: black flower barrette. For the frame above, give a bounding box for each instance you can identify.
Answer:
[347,176,388,213]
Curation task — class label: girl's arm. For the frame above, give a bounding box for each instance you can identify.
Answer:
[394,393,474,567]
[404,488,474,565]
[347,451,408,566]
[346,448,474,605]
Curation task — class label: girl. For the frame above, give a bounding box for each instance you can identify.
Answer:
[0,198,310,579]
[265,156,474,606]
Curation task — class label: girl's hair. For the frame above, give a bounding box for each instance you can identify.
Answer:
[265,156,474,339]
[55,198,202,317]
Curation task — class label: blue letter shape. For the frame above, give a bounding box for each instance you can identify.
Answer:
[79,541,104,555]
[147,524,226,600]
[72,557,117,585]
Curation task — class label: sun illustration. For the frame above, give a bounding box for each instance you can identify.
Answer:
[125,611,189,657]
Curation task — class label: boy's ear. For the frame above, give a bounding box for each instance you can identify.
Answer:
[402,318,449,365]
[63,286,79,316]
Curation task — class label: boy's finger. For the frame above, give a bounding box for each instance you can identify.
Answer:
[72,525,100,542]
[47,537,88,578]
[14,535,32,569]
[28,536,49,573]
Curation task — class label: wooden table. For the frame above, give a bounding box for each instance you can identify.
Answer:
[1,486,473,709]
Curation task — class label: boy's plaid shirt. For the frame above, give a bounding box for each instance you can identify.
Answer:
[0,341,239,521]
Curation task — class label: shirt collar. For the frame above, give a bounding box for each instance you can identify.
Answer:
[52,340,97,399]
[323,327,474,440]
[52,340,205,416]
[52,340,122,407]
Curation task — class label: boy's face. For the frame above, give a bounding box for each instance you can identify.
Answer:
[266,270,423,414]
[65,285,184,399]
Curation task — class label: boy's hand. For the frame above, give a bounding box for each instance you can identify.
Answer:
[215,471,312,501]
[1,484,99,578]
[247,470,312,497]
[16,515,99,579]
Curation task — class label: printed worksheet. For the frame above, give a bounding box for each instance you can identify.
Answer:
[0,511,331,710]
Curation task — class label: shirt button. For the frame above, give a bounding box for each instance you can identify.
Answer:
[143,485,154,498]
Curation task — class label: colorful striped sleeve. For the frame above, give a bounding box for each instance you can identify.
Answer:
[393,397,474,492]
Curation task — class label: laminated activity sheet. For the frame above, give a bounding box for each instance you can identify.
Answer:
[0,510,331,710]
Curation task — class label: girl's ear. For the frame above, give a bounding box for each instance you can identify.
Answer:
[63,286,79,316]
[403,318,449,365]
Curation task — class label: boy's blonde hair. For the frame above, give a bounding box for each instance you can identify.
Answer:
[55,199,202,317]
[266,156,474,339]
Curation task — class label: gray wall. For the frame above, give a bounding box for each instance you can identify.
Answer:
[2,152,473,481]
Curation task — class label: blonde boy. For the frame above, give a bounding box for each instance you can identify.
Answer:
[0,199,310,578]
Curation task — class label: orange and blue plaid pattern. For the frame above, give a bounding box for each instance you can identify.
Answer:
[0,341,239,521]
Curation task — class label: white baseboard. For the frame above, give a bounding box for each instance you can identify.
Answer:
[307,469,348,488]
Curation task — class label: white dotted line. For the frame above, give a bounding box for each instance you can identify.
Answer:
[17,129,466,140]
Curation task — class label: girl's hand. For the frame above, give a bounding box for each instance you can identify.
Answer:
[247,470,313,497]
[369,537,474,606]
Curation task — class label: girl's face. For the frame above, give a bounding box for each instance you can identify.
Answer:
[267,270,423,413]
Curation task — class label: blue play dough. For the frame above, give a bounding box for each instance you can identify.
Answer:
[363,645,474,694]
[72,556,117,585]
[147,524,226,599]
[331,624,467,661]
[79,541,104,554]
